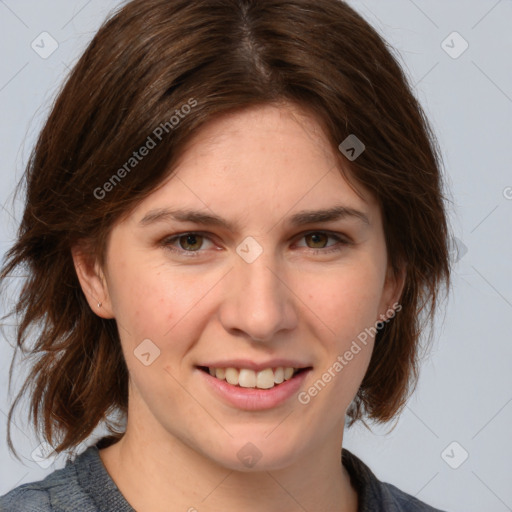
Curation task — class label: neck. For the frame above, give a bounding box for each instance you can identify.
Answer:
[99,421,358,512]
[99,387,358,512]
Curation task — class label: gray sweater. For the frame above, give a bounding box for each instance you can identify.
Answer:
[0,441,446,511]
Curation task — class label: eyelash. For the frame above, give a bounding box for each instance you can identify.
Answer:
[160,231,351,258]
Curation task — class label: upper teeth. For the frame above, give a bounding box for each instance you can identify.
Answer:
[208,367,297,389]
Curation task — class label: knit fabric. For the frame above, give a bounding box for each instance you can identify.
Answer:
[1,441,447,511]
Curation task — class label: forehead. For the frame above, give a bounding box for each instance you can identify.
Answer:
[177,102,338,172]
[128,103,380,230]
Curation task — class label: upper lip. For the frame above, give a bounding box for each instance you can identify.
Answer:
[198,359,312,372]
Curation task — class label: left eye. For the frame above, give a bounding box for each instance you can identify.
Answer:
[161,231,349,257]
[296,232,343,250]
[169,233,212,252]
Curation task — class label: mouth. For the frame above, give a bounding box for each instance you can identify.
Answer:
[197,366,311,390]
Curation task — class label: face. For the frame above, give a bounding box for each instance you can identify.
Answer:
[75,103,403,471]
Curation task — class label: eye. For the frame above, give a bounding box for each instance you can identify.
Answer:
[161,232,215,257]
[160,230,351,258]
[295,231,351,254]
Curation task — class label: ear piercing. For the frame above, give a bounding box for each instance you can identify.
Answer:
[97,302,102,308]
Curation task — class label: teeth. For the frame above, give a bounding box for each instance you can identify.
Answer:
[207,366,300,389]
[239,369,256,388]
[225,367,239,386]
[256,368,275,389]
[284,367,294,380]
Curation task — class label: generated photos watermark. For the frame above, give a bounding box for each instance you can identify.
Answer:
[93,98,198,200]
[297,301,402,405]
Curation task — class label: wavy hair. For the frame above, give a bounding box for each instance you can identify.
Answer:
[1,0,451,457]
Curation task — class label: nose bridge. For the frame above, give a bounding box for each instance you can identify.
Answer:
[221,243,295,341]
[241,250,280,302]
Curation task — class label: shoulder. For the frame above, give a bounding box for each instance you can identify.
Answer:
[0,484,51,511]
[0,448,99,512]
[342,448,447,512]
[379,481,446,512]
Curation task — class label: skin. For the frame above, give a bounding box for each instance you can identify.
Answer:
[73,102,405,512]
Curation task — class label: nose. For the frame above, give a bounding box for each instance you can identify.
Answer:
[219,248,298,342]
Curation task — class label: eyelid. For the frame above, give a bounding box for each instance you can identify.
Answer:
[160,229,352,257]
[160,231,217,256]
[294,229,353,245]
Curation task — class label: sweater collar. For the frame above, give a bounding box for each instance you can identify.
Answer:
[74,439,391,512]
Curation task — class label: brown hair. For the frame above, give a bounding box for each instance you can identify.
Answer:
[2,0,451,457]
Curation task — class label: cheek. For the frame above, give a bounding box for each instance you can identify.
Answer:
[109,259,221,367]
[108,256,174,330]
[299,262,385,341]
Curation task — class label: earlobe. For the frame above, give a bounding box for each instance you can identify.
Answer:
[71,245,114,319]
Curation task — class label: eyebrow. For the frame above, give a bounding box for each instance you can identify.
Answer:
[139,205,370,231]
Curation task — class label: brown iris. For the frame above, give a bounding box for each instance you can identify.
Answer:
[305,232,329,249]
[178,234,204,251]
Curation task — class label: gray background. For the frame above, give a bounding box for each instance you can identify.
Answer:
[1,1,511,511]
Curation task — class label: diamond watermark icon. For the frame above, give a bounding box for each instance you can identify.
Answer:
[237,442,263,468]
[134,338,161,366]
[31,32,59,59]
[449,236,468,263]
[441,32,468,59]
[31,441,58,469]
[441,441,469,469]
[338,134,365,161]
[236,236,263,264]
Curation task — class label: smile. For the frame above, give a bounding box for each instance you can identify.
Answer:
[199,366,306,390]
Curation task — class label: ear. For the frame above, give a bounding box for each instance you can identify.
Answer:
[71,244,114,319]
[378,262,406,322]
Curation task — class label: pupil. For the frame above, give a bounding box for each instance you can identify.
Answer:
[309,233,326,248]
[181,234,201,251]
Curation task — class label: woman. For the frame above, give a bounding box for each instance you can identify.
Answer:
[0,0,451,510]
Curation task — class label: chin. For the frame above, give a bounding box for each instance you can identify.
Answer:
[202,431,307,473]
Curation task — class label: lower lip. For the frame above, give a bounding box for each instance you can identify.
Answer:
[197,368,311,411]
